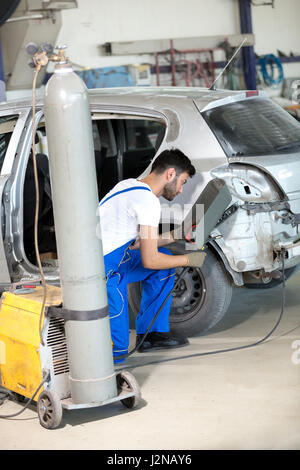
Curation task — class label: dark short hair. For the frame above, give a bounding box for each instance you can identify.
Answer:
[150,148,195,177]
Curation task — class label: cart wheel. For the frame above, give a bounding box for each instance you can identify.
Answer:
[37,390,62,429]
[117,371,141,409]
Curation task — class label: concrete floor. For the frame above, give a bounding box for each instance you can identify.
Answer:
[1,271,300,450]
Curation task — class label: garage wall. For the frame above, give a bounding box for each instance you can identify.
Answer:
[55,0,239,69]
[55,0,300,82]
[5,0,300,99]
[252,0,300,78]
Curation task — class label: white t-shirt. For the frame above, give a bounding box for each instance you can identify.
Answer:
[98,179,161,255]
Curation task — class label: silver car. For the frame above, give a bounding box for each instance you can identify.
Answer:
[1,86,300,337]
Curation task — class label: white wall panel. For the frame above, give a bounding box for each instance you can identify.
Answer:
[55,0,238,69]
[6,0,300,97]
[252,0,300,78]
[253,0,300,56]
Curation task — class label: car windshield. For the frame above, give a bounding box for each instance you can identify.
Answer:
[202,98,300,157]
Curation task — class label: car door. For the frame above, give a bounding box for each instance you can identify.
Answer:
[0,107,30,288]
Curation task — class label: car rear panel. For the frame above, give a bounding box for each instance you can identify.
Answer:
[195,94,300,212]
[233,154,300,213]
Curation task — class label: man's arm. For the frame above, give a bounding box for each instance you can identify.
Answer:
[130,231,174,250]
[157,231,175,247]
[139,225,187,270]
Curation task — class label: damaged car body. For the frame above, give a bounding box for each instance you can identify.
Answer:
[1,86,300,337]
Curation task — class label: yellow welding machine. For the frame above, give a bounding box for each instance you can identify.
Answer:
[0,285,68,401]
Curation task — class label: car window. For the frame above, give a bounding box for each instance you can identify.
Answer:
[30,116,165,202]
[124,119,165,151]
[95,120,117,157]
[0,114,18,171]
[122,119,165,179]
[92,117,165,195]
[92,119,119,200]
[202,98,300,157]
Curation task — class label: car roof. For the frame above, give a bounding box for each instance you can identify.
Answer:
[0,86,267,112]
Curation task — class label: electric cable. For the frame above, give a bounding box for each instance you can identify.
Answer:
[0,371,50,419]
[31,64,47,347]
[0,251,289,412]
[119,248,288,369]
[114,266,190,360]
[0,389,13,406]
[0,58,50,420]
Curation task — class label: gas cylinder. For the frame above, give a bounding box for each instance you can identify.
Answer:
[44,47,117,404]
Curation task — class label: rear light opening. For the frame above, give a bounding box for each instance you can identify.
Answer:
[246,91,259,98]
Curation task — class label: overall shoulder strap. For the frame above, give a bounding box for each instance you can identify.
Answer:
[99,186,151,207]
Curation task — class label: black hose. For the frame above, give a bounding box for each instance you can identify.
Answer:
[0,252,288,412]
[0,390,13,406]
[114,266,190,360]
[120,249,288,368]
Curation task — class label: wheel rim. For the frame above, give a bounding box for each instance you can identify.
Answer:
[117,372,139,409]
[117,375,131,394]
[135,266,206,324]
[169,267,206,323]
[38,396,54,425]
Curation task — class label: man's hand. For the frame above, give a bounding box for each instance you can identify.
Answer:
[129,238,141,250]
[184,251,206,267]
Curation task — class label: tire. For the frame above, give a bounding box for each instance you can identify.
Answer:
[37,390,62,429]
[128,248,233,337]
[244,266,298,289]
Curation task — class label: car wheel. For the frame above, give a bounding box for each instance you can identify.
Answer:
[128,249,233,337]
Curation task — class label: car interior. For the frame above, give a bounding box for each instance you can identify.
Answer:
[22,116,166,265]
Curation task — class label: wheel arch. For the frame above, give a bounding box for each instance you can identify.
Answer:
[206,239,244,286]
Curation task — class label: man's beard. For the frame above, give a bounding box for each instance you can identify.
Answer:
[162,177,178,201]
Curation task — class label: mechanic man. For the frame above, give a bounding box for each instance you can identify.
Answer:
[99,148,205,362]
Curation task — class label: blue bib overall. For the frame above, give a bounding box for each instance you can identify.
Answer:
[100,186,175,362]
